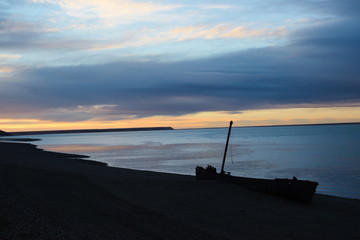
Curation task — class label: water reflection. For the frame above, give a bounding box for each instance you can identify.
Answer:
[35,124,360,199]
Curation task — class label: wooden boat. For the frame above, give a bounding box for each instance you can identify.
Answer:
[195,121,319,203]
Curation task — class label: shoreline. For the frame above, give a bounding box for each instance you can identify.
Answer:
[1,141,360,239]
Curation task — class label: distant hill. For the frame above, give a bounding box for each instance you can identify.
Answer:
[0,130,11,136]
[10,127,174,136]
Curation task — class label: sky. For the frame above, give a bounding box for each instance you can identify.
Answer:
[0,0,359,131]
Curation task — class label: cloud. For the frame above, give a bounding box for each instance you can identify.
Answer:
[0,19,37,33]
[89,24,288,51]
[168,24,287,40]
[2,17,359,121]
[0,18,41,50]
[0,67,15,73]
[0,0,184,53]
[0,54,22,58]
[0,53,22,75]
[299,0,360,17]
[200,4,235,10]
[30,0,182,25]
[1,0,360,122]
[0,0,333,58]
[1,12,286,56]
[0,17,101,53]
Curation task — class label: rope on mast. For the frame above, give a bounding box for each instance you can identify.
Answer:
[230,135,234,164]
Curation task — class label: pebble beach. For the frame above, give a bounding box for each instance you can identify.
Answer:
[1,141,360,240]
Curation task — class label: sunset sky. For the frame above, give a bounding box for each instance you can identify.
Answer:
[1,0,359,131]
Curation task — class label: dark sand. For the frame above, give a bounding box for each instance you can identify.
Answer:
[1,141,359,240]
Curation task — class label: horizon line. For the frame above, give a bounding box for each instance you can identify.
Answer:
[3,122,359,135]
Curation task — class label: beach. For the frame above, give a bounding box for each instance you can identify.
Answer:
[1,141,360,240]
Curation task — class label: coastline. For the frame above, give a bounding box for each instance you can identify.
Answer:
[1,141,360,240]
[9,127,174,136]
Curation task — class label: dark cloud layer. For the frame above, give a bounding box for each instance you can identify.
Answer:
[1,2,360,121]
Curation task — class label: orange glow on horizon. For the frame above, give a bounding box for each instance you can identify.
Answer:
[0,106,359,132]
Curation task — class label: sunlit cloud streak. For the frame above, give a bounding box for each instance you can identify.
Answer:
[0,54,22,58]
[30,0,182,25]
[90,24,287,51]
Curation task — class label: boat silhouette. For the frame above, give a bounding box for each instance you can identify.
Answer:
[195,121,319,203]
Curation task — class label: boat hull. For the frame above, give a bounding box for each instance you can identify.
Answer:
[196,166,318,203]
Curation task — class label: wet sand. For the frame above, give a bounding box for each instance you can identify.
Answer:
[1,141,359,240]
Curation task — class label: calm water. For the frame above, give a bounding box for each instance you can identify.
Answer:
[20,124,360,199]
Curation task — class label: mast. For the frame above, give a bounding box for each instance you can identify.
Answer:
[221,120,233,175]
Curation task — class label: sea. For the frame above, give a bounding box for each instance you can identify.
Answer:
[17,124,360,199]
